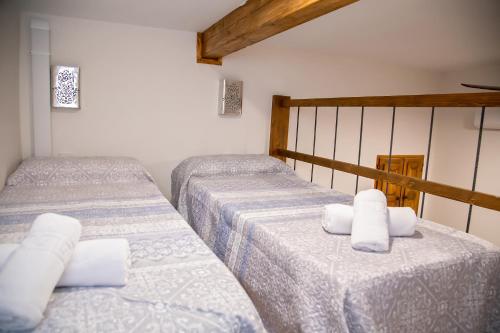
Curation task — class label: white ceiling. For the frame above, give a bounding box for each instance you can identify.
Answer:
[17,0,244,32]
[261,0,500,71]
[16,0,500,71]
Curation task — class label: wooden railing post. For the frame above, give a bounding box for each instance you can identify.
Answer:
[269,95,291,161]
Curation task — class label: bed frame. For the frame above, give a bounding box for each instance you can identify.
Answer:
[269,92,500,232]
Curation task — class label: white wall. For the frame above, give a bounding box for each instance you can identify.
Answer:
[0,4,22,190]
[18,13,441,197]
[422,63,500,245]
[289,106,433,196]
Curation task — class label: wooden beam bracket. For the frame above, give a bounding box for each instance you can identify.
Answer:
[197,33,222,66]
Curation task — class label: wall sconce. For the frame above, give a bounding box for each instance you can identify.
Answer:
[51,65,80,109]
[218,79,242,116]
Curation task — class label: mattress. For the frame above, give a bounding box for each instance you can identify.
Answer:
[172,154,500,333]
[0,157,265,332]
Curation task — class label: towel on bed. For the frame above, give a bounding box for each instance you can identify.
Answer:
[0,244,17,266]
[323,204,417,236]
[322,204,353,234]
[0,213,81,331]
[59,239,130,287]
[387,207,418,236]
[351,190,389,252]
[0,239,130,287]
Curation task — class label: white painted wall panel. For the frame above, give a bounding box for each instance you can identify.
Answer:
[30,18,51,156]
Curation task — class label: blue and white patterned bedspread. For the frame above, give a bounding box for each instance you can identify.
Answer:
[172,154,500,333]
[0,175,264,332]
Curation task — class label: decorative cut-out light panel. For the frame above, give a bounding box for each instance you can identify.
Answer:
[218,79,243,116]
[51,65,80,109]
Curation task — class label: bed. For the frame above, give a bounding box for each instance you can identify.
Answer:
[0,157,265,332]
[172,154,500,333]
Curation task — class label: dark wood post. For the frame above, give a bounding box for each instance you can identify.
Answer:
[269,95,291,161]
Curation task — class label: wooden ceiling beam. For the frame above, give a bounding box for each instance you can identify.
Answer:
[197,0,359,65]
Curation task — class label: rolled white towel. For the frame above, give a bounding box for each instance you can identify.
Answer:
[59,239,130,287]
[0,213,81,331]
[0,244,17,265]
[323,204,417,237]
[387,207,417,237]
[322,204,353,234]
[351,189,389,252]
[0,239,130,287]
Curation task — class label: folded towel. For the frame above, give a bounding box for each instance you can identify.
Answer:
[0,213,81,331]
[59,239,130,287]
[351,189,389,252]
[387,207,417,236]
[0,239,130,287]
[0,244,17,265]
[322,204,353,234]
[323,204,417,237]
